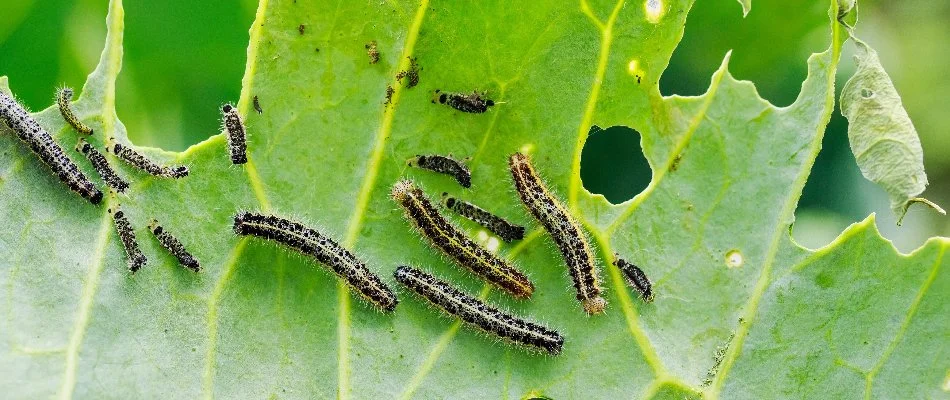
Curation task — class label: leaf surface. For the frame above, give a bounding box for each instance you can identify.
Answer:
[1,0,946,399]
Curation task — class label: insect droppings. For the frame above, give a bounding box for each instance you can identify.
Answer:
[384,85,395,106]
[395,57,421,88]
[365,40,380,64]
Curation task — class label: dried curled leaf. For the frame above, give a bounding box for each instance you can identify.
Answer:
[840,38,942,223]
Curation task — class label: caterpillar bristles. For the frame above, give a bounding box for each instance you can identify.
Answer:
[0,90,102,203]
[106,137,189,178]
[391,179,534,299]
[232,211,398,312]
[508,152,605,315]
[56,86,93,135]
[394,266,563,355]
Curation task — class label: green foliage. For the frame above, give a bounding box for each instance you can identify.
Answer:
[0,1,946,399]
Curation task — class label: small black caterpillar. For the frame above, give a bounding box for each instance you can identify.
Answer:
[76,138,128,193]
[107,138,189,178]
[614,255,653,302]
[433,90,495,113]
[109,204,147,272]
[233,212,398,312]
[221,103,248,164]
[149,219,200,272]
[509,152,605,314]
[253,95,263,114]
[407,154,471,188]
[443,194,525,242]
[56,87,93,135]
[0,90,102,204]
[394,266,563,355]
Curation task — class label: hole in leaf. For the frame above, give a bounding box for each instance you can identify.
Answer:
[580,125,652,204]
[120,1,254,150]
[725,249,743,268]
[659,0,826,105]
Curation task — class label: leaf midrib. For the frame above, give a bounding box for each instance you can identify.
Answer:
[57,0,125,397]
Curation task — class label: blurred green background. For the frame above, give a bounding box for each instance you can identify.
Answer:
[0,0,947,251]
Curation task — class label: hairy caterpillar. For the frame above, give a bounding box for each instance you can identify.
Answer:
[149,219,200,272]
[433,90,495,113]
[109,204,147,272]
[76,138,128,193]
[107,138,189,178]
[391,180,534,298]
[0,91,102,203]
[614,256,653,302]
[442,194,525,242]
[233,212,398,312]
[253,95,263,114]
[56,87,93,135]
[407,154,471,188]
[220,103,248,165]
[394,266,563,355]
[508,152,605,314]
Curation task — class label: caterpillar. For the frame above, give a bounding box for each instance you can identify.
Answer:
[442,194,525,242]
[109,204,147,272]
[407,154,471,188]
[394,266,563,355]
[253,95,263,114]
[56,87,93,135]
[0,90,102,204]
[614,255,653,302]
[76,138,129,193]
[149,219,200,272]
[106,138,189,178]
[220,103,248,165]
[433,90,494,114]
[391,180,534,298]
[508,152,605,314]
[233,212,398,312]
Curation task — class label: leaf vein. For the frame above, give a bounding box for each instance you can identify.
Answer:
[337,1,430,398]
[568,0,626,208]
[864,245,945,399]
[59,207,113,400]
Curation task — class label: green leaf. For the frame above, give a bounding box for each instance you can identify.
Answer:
[1,0,946,399]
[839,5,943,224]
